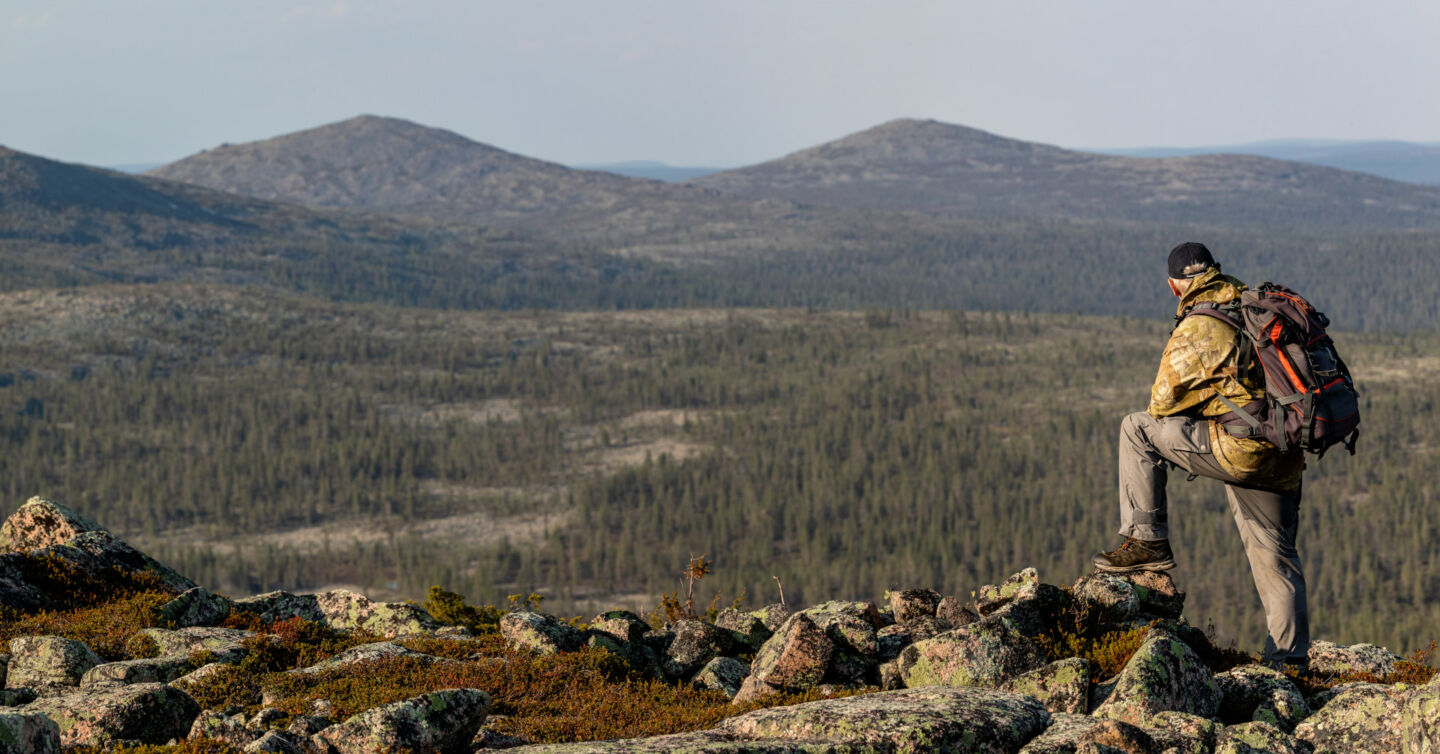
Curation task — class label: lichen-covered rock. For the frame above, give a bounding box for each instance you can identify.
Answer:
[1214,664,1310,731]
[749,603,791,633]
[189,710,258,748]
[896,616,1046,689]
[1293,682,1404,754]
[1402,686,1440,754]
[314,589,443,638]
[1071,573,1140,627]
[715,607,772,651]
[0,710,61,754]
[81,655,196,688]
[248,706,288,730]
[935,595,978,630]
[665,619,734,678]
[36,530,196,593]
[1215,721,1308,754]
[798,601,884,656]
[717,686,1052,754]
[1075,719,1157,754]
[1002,657,1093,714]
[245,729,303,753]
[1143,711,1219,754]
[286,714,332,737]
[290,641,448,675]
[1307,640,1400,678]
[6,635,103,693]
[877,616,945,663]
[589,610,649,645]
[1091,631,1221,725]
[1018,712,1100,754]
[24,681,201,747]
[232,591,326,623]
[310,688,491,754]
[0,687,37,706]
[0,553,46,610]
[138,626,252,662]
[0,496,104,552]
[977,568,1042,612]
[501,612,584,655]
[734,614,835,702]
[501,729,805,752]
[159,586,232,628]
[887,588,942,625]
[1118,571,1185,621]
[694,656,751,698]
[976,575,1068,638]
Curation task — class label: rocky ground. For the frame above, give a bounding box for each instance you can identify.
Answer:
[1,495,1436,753]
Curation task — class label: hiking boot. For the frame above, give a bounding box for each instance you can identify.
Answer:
[1092,537,1176,573]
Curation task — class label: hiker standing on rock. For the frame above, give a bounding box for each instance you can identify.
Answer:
[1092,242,1309,671]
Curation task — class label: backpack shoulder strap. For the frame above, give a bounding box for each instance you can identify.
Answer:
[1173,301,1243,333]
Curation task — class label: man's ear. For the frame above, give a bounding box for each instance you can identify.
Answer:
[1168,278,1188,298]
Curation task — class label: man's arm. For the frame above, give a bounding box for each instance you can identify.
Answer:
[1148,317,1236,418]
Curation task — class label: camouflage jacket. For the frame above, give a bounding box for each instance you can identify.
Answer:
[1148,268,1304,491]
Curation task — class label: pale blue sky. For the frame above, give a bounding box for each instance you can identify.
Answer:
[3,1,1438,168]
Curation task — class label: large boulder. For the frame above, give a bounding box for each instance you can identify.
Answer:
[733,613,834,702]
[1091,630,1221,725]
[23,682,201,747]
[159,586,232,628]
[1017,712,1100,754]
[1214,664,1310,731]
[887,588,942,625]
[1402,685,1440,754]
[6,498,195,594]
[1144,711,1220,754]
[0,496,103,551]
[693,656,751,699]
[716,686,1052,754]
[1215,721,1309,754]
[310,688,491,754]
[81,655,197,688]
[5,635,103,693]
[895,616,1046,689]
[976,569,1069,637]
[500,612,584,655]
[663,619,735,679]
[1070,573,1140,627]
[877,616,946,663]
[289,641,449,675]
[713,607,772,651]
[0,711,61,754]
[1293,682,1405,754]
[0,553,46,610]
[314,589,443,637]
[1000,657,1093,714]
[138,626,255,657]
[935,596,978,630]
[749,603,791,632]
[1307,640,1400,678]
[232,591,326,624]
[588,610,649,645]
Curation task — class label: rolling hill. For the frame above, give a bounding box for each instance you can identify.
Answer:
[1100,139,1440,186]
[692,119,1440,229]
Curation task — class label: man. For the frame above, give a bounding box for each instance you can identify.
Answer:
[1092,242,1309,670]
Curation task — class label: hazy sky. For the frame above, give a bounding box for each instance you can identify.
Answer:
[3,1,1438,168]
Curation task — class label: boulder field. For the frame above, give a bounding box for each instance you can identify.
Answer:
[0,495,1435,753]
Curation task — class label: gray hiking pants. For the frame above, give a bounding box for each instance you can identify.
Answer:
[1117,411,1309,666]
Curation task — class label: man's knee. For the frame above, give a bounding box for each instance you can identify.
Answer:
[1120,411,1152,445]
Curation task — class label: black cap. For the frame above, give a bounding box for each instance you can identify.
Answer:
[1168,242,1217,279]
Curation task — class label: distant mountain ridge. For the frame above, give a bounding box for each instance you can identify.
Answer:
[1097,139,1440,186]
[692,119,1440,229]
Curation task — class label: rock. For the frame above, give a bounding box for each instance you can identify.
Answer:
[5,635,103,693]
[249,706,288,730]
[232,591,326,624]
[1091,630,1221,725]
[974,570,1068,638]
[714,607,772,651]
[287,715,332,737]
[1307,640,1400,678]
[81,655,196,687]
[1071,573,1140,627]
[159,586,232,628]
[1118,571,1185,620]
[0,688,36,706]
[290,641,448,675]
[310,687,491,754]
[877,616,946,662]
[189,709,257,747]
[1144,711,1220,754]
[314,589,443,637]
[24,681,201,747]
[1001,657,1093,714]
[245,730,303,753]
[736,613,834,700]
[435,625,473,639]
[1018,712,1100,754]
[168,662,235,694]
[896,616,1046,689]
[887,588,942,625]
[500,612,584,655]
[716,685,1052,753]
[935,595,978,630]
[139,626,256,655]
[588,610,649,645]
[498,730,766,752]
[0,553,46,610]
[1401,685,1440,754]
[693,656,751,698]
[35,530,196,593]
[977,568,1042,612]
[0,710,62,754]
[0,496,104,552]
[0,652,8,686]
[1215,721,1309,754]
[1214,664,1311,731]
[1293,682,1405,754]
[799,601,884,654]
[1075,719,1157,754]
[664,619,734,678]
[749,603,791,633]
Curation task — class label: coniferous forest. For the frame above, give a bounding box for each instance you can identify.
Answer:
[1,284,1435,657]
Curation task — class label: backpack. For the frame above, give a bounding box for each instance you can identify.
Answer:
[1184,282,1361,458]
